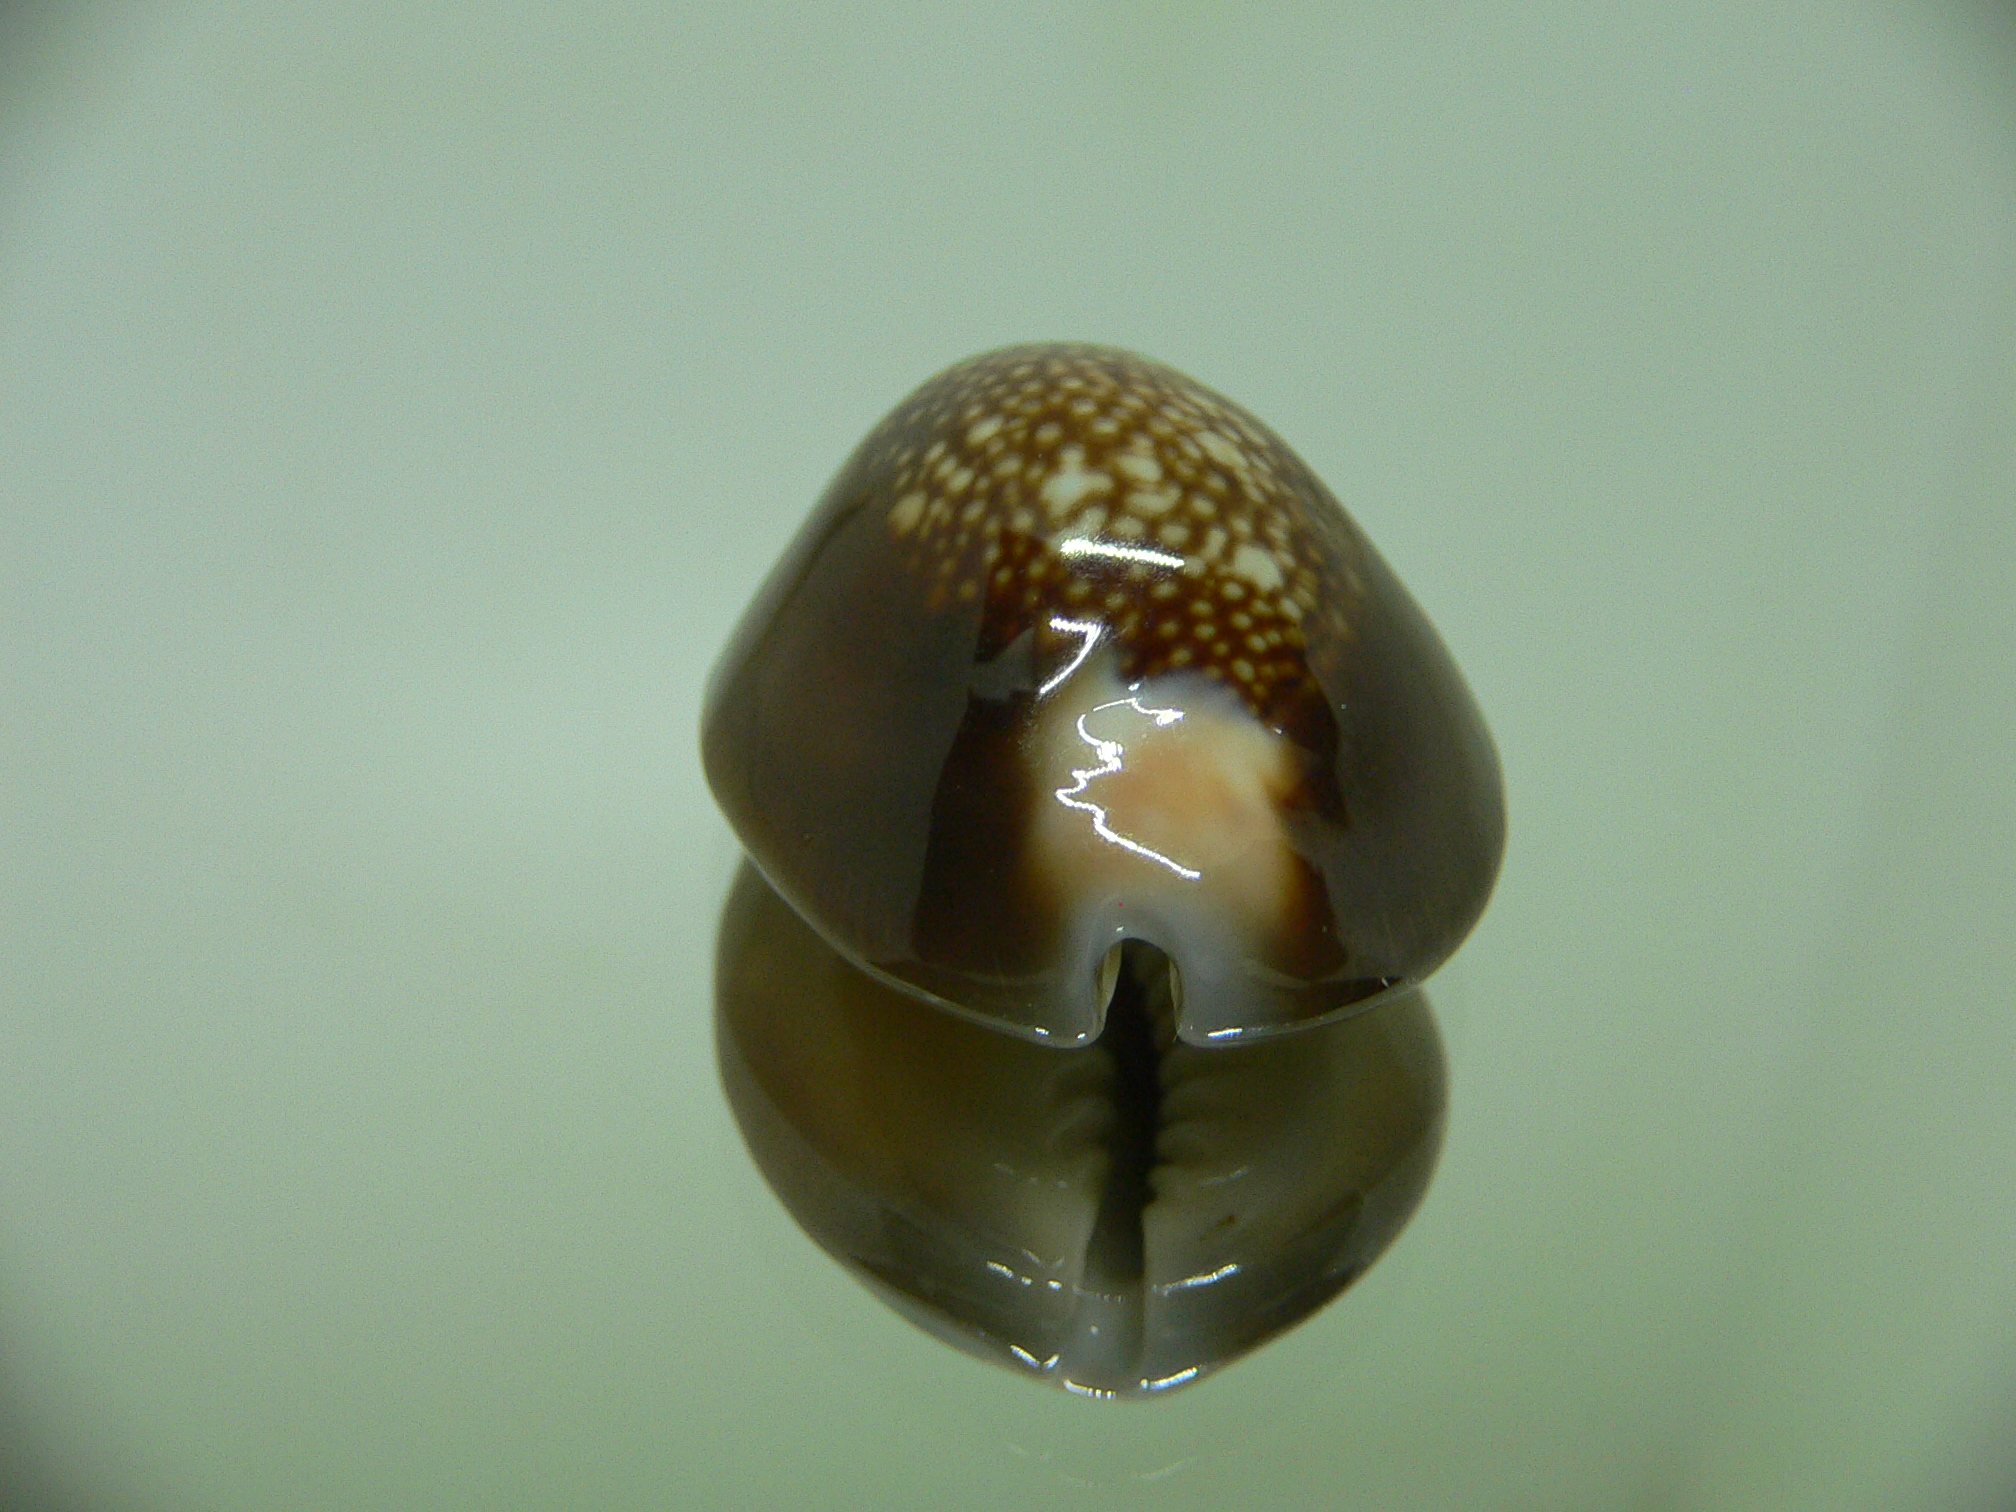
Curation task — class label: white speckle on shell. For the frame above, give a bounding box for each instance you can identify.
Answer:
[1115,452,1162,484]
[1230,543,1285,593]
[1197,430,1245,469]
[889,491,926,534]
[1042,449,1114,518]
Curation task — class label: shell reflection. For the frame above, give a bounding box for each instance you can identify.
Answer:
[716,861,1446,1398]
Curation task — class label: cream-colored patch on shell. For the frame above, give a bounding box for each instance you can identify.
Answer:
[1115,452,1162,484]
[889,491,927,534]
[1042,448,1114,518]
[1230,542,1286,593]
[1197,430,1245,470]
[1024,653,1303,960]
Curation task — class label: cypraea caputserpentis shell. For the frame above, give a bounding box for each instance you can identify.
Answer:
[703,345,1502,1396]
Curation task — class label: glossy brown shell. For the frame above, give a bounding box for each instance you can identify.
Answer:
[702,344,1503,1046]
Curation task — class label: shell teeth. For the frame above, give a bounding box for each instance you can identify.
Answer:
[1097,942,1124,1017]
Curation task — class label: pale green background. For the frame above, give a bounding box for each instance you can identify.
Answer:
[3,2,2014,1508]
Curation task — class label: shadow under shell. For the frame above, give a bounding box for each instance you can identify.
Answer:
[714,861,1447,1399]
